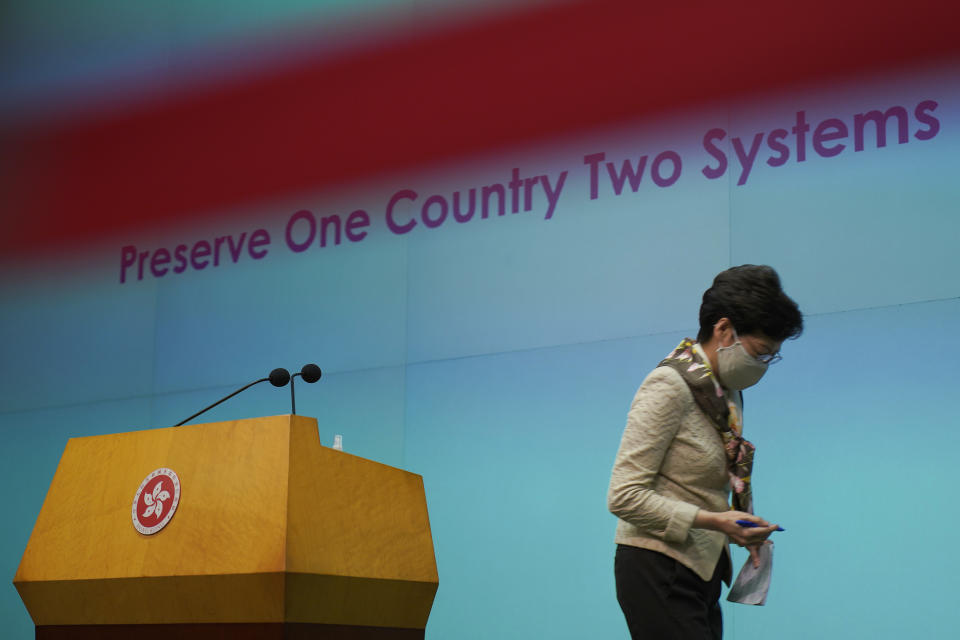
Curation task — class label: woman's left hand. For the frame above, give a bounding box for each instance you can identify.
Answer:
[745,541,770,569]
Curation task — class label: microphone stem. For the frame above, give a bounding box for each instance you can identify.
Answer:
[290,374,298,415]
[174,377,268,427]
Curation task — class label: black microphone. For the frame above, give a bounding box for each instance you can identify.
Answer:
[300,363,322,383]
[290,363,322,414]
[174,368,291,427]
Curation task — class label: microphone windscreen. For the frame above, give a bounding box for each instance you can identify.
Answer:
[300,364,322,383]
[269,368,291,387]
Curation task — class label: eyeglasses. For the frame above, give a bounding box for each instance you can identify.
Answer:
[732,328,782,365]
[755,352,782,365]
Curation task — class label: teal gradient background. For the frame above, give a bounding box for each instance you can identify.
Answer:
[0,0,537,119]
[1,6,959,638]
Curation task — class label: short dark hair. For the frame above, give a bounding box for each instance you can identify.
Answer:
[697,265,803,343]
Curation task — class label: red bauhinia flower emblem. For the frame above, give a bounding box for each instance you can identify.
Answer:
[142,481,171,519]
[132,468,181,535]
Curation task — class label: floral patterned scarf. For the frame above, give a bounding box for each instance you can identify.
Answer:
[658,338,755,513]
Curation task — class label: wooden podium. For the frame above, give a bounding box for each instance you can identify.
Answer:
[13,415,439,639]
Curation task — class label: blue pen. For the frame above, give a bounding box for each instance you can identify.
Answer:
[736,519,785,532]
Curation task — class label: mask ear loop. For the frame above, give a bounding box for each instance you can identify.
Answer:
[716,324,740,352]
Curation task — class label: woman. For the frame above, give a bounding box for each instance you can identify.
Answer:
[607,265,802,639]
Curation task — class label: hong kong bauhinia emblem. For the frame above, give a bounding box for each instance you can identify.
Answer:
[132,468,181,535]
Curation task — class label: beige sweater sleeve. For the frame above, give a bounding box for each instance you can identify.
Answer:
[607,367,701,543]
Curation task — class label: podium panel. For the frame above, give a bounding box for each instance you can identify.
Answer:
[14,415,438,637]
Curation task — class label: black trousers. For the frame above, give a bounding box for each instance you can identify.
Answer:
[614,545,728,640]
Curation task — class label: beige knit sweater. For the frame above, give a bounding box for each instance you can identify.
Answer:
[607,361,735,582]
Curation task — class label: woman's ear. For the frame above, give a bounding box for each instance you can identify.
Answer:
[713,317,733,343]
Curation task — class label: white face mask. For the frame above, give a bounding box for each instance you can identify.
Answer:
[716,330,768,390]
